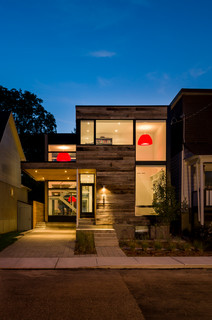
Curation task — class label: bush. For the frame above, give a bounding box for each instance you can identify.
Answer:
[75,231,96,254]
[141,241,149,251]
[152,171,181,225]
[167,241,176,252]
[154,241,163,250]
[193,240,204,253]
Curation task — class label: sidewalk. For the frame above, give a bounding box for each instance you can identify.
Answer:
[0,256,212,269]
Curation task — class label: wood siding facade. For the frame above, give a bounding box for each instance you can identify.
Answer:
[76,105,167,225]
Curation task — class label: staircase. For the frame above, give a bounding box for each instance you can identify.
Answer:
[94,229,119,247]
[78,218,95,228]
[35,222,46,229]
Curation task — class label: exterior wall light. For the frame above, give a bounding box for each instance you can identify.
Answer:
[138,134,153,146]
[102,186,106,205]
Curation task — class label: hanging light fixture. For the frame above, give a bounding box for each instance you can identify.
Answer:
[56,153,71,161]
[68,196,77,202]
[138,134,153,146]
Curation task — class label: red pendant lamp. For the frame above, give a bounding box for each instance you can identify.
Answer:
[56,153,71,162]
[68,196,76,202]
[138,134,153,146]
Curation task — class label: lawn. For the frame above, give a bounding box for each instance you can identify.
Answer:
[0,231,21,252]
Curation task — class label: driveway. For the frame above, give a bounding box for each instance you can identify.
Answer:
[0,228,76,258]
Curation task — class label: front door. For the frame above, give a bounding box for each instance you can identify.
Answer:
[80,184,94,218]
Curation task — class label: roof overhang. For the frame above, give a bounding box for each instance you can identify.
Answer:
[22,162,96,181]
[170,88,212,110]
[185,155,212,167]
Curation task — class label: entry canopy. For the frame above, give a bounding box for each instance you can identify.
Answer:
[21,163,95,181]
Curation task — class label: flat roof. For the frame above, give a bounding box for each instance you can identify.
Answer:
[170,88,212,109]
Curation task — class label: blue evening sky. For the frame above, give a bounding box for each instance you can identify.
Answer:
[1,0,212,132]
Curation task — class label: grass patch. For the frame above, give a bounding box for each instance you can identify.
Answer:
[0,231,21,252]
[154,241,163,251]
[75,231,96,255]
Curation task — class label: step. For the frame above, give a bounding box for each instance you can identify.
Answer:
[35,222,46,228]
[94,229,120,247]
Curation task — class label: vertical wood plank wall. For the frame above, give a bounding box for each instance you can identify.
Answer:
[76,106,167,224]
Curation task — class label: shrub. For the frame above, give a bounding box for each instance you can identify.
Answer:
[167,241,176,252]
[193,240,204,253]
[75,231,96,254]
[178,242,191,251]
[152,171,181,225]
[154,241,163,250]
[141,241,149,251]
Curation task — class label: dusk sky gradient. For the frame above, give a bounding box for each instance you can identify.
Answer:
[1,0,212,132]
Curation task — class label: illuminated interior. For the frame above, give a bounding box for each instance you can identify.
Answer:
[48,181,77,216]
[81,121,94,144]
[136,166,165,215]
[48,144,76,161]
[96,120,133,145]
[136,121,166,161]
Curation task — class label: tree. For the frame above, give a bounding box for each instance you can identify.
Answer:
[0,85,57,134]
[152,170,181,225]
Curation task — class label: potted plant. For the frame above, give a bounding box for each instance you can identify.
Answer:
[151,170,181,239]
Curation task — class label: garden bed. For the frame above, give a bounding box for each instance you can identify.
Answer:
[120,239,212,257]
[75,230,96,255]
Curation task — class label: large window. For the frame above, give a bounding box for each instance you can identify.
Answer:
[48,181,77,216]
[48,145,76,162]
[136,166,165,215]
[96,120,133,145]
[81,121,94,144]
[136,120,166,161]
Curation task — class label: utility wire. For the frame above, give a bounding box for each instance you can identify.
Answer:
[171,102,212,125]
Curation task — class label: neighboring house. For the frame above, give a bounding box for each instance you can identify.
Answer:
[0,112,29,233]
[170,89,212,231]
[21,89,212,236]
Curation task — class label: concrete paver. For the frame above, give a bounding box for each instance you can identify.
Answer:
[0,256,212,269]
[0,227,212,269]
[0,229,76,258]
[56,257,98,268]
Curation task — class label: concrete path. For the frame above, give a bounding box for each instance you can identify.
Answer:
[94,229,126,257]
[1,228,212,269]
[0,229,76,258]
[0,256,212,269]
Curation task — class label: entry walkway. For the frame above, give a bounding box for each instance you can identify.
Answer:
[0,228,76,258]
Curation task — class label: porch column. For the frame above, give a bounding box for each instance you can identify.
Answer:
[76,169,79,228]
[200,160,204,226]
[196,162,200,223]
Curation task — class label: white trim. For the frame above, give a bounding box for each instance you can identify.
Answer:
[200,160,204,226]
[76,169,79,228]
[196,162,200,223]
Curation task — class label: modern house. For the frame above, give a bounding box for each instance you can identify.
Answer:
[22,105,168,237]
[0,112,29,233]
[170,89,212,231]
[21,89,212,237]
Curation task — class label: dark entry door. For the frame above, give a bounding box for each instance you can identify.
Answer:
[80,184,94,218]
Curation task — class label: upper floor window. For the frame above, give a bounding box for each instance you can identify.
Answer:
[48,145,76,162]
[136,120,166,161]
[96,120,133,145]
[81,121,94,144]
